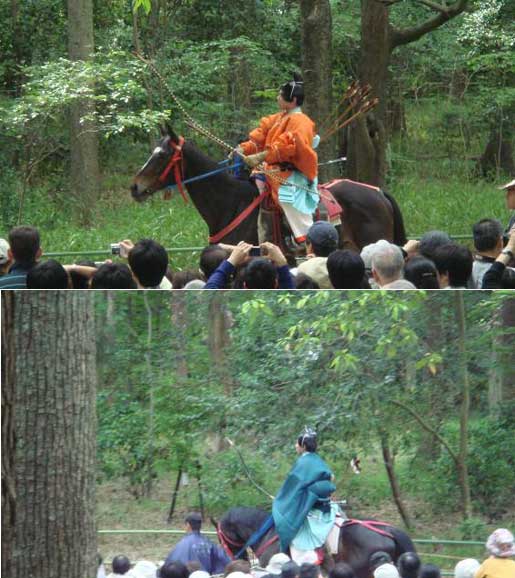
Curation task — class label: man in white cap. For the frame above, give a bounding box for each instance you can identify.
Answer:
[499,178,515,235]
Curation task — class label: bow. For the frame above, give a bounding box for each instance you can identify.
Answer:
[226,438,275,500]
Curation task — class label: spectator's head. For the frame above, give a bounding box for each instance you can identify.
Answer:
[306,221,339,257]
[0,238,11,274]
[295,273,320,289]
[224,560,251,577]
[132,561,158,578]
[282,561,301,578]
[419,565,440,578]
[91,263,137,289]
[453,559,480,578]
[299,563,320,578]
[243,258,278,289]
[327,250,366,288]
[486,528,515,558]
[374,566,400,578]
[112,555,131,575]
[159,562,190,578]
[371,242,405,286]
[200,245,229,279]
[128,239,168,287]
[419,231,452,262]
[185,512,202,532]
[397,552,421,578]
[26,259,69,289]
[69,260,97,289]
[369,552,393,572]
[404,256,439,289]
[433,243,473,288]
[172,269,203,289]
[8,226,41,267]
[501,267,515,288]
[500,178,515,210]
[472,219,504,255]
[186,562,202,574]
[328,562,356,578]
[266,553,291,575]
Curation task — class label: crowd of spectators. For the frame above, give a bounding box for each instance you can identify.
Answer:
[97,523,514,578]
[1,179,513,290]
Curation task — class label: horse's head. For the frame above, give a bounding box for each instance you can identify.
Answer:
[130,125,183,202]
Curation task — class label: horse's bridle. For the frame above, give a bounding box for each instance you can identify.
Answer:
[157,135,188,202]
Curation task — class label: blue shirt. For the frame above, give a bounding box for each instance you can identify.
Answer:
[0,262,34,289]
[204,260,294,289]
[164,532,230,574]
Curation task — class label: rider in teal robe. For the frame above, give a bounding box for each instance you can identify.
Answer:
[272,428,336,553]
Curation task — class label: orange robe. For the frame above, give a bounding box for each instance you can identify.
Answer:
[240,110,318,203]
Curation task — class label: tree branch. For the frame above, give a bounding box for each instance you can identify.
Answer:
[417,0,450,14]
[391,399,459,464]
[390,0,469,48]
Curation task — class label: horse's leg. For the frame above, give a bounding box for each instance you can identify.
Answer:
[340,212,361,253]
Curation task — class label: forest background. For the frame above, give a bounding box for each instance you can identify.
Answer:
[0,0,514,269]
[3,291,514,576]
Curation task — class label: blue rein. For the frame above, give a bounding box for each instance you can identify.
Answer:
[164,157,244,193]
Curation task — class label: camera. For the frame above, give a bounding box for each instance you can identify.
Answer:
[110,243,121,256]
[249,246,261,257]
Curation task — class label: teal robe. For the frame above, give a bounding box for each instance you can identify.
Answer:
[272,452,336,552]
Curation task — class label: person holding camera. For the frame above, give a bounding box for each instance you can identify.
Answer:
[117,238,172,289]
[204,241,294,289]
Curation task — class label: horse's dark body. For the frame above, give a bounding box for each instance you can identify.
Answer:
[131,130,407,250]
[219,507,415,578]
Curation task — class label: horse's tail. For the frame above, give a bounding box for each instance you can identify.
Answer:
[389,526,417,558]
[383,190,407,247]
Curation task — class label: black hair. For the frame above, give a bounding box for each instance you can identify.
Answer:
[397,552,421,578]
[112,555,131,575]
[128,238,168,287]
[8,225,40,266]
[419,564,441,578]
[172,269,203,289]
[295,273,320,289]
[297,434,317,453]
[404,256,439,289]
[307,239,337,258]
[159,561,190,578]
[433,243,473,287]
[200,245,229,279]
[501,266,515,288]
[26,259,69,289]
[243,258,278,289]
[328,562,356,578]
[299,563,320,578]
[185,512,202,532]
[280,72,304,106]
[369,552,393,571]
[282,561,301,578]
[327,250,366,288]
[419,230,452,262]
[472,219,504,252]
[224,560,251,577]
[91,263,137,289]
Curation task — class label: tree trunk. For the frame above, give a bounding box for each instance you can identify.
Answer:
[454,292,472,519]
[4,292,97,578]
[499,297,515,405]
[143,291,155,497]
[379,432,412,529]
[300,0,334,182]
[68,0,99,226]
[477,123,515,179]
[208,293,233,452]
[1,293,16,576]
[347,0,390,186]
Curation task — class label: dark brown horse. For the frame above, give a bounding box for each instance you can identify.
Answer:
[131,128,407,250]
[217,507,415,578]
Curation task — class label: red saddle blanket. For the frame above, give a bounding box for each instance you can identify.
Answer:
[318,181,344,221]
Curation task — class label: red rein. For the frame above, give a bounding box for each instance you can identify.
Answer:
[158,136,188,203]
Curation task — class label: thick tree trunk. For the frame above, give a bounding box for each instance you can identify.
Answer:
[300,0,334,182]
[454,292,472,520]
[347,1,390,186]
[477,124,515,179]
[68,0,99,226]
[1,293,16,577]
[4,292,97,578]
